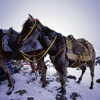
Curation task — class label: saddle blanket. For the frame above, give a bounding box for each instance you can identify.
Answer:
[66,38,93,62]
[3,30,43,52]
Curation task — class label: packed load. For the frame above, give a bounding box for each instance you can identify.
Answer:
[66,35,93,62]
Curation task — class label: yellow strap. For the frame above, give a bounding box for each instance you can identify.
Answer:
[22,35,57,62]
[22,53,36,62]
[20,49,45,57]
[23,20,36,41]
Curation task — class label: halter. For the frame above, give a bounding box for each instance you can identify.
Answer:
[22,20,36,41]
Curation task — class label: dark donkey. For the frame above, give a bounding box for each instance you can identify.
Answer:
[16,14,95,95]
[0,28,46,95]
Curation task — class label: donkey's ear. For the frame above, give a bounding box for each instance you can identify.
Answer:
[28,14,35,22]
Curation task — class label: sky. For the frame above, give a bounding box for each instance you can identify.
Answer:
[0,0,100,49]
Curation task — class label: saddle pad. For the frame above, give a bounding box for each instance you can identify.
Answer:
[3,34,12,51]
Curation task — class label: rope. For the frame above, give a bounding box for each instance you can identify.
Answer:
[22,20,36,41]
[20,49,45,57]
[70,56,79,67]
[51,38,73,62]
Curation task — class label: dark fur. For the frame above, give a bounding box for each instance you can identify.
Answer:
[16,15,95,95]
[0,29,46,95]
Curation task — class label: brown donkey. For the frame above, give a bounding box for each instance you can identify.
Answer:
[0,28,46,95]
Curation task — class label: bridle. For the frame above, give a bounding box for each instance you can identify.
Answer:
[22,20,37,42]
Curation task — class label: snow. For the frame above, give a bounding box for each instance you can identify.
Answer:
[0,50,100,100]
[95,49,100,56]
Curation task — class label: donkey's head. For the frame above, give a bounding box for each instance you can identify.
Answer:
[16,14,43,49]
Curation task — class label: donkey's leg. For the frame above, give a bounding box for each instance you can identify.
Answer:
[41,64,47,87]
[0,59,15,95]
[77,65,86,84]
[54,50,69,95]
[37,57,47,87]
[59,65,67,95]
[87,61,95,89]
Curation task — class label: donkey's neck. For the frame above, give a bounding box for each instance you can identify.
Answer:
[38,26,64,56]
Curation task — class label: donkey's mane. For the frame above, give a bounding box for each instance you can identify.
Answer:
[42,26,63,42]
[22,19,31,28]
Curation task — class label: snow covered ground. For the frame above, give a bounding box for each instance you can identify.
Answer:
[0,50,100,100]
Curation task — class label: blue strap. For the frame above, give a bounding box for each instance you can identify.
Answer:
[7,61,14,74]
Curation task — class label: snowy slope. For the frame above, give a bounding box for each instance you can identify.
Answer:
[0,50,100,100]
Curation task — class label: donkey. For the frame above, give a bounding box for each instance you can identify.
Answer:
[16,14,95,95]
[0,28,46,95]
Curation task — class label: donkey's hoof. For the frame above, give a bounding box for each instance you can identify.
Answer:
[7,91,12,95]
[7,87,14,95]
[56,87,61,90]
[62,91,66,95]
[8,84,12,87]
[59,89,66,95]
[41,83,46,88]
[89,86,93,89]
[41,80,49,88]
[77,81,80,84]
